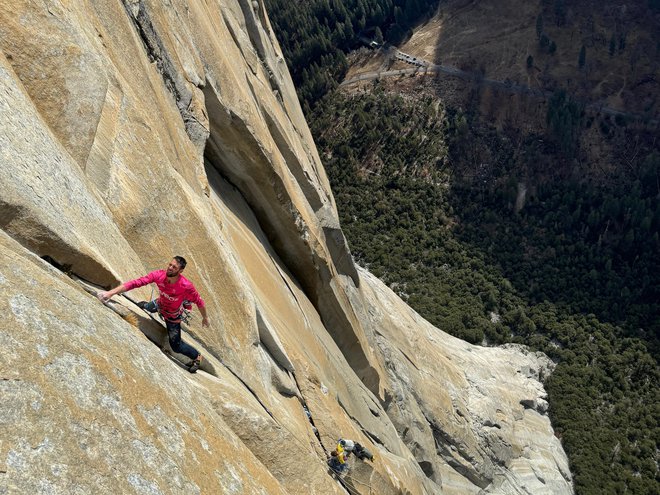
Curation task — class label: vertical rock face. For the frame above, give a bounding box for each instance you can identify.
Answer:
[0,1,572,494]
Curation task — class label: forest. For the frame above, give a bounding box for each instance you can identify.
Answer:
[264,0,659,493]
[265,0,439,112]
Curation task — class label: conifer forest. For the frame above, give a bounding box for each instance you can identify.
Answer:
[264,1,659,493]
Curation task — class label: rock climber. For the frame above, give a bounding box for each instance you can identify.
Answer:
[98,256,209,372]
[327,450,348,473]
[353,442,375,461]
[338,438,374,461]
[337,438,355,458]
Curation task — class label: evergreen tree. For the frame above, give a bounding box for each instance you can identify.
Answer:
[374,26,384,44]
[554,0,567,26]
[540,33,550,51]
[578,45,586,69]
[547,90,583,158]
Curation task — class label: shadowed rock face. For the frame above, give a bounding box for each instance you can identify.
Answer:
[0,1,572,494]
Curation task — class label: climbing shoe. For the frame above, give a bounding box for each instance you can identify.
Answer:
[137,300,158,313]
[189,355,202,373]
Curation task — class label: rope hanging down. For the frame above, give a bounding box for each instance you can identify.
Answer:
[120,291,376,494]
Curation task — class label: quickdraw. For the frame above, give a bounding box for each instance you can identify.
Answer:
[149,286,193,324]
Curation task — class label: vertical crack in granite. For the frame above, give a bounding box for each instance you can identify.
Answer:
[235,0,283,96]
[426,416,491,490]
[201,84,380,395]
[121,0,207,147]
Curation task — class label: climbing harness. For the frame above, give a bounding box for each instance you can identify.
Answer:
[146,285,193,324]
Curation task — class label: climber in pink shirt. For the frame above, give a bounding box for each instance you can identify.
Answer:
[98,256,209,372]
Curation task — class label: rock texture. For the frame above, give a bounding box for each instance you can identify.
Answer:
[0,1,572,494]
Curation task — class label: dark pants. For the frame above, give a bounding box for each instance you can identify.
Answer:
[143,300,199,360]
[165,319,200,360]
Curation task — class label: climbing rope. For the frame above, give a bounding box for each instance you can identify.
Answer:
[261,394,377,495]
[119,288,377,494]
[121,291,277,419]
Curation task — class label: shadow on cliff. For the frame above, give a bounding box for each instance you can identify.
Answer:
[0,203,118,289]
[200,84,381,396]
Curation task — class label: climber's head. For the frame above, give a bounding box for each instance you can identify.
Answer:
[166,256,187,277]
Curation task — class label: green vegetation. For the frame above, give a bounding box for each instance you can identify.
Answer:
[536,12,557,56]
[310,86,659,494]
[539,32,557,55]
[264,0,439,112]
[264,1,660,492]
[554,0,567,27]
[526,54,534,69]
[547,90,583,158]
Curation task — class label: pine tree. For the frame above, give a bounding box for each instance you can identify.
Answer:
[374,26,384,44]
[554,0,566,26]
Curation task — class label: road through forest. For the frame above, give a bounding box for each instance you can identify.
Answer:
[341,48,657,125]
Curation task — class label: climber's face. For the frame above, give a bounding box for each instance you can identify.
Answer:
[166,259,183,278]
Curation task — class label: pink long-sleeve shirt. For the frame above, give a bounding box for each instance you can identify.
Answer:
[124,270,205,318]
